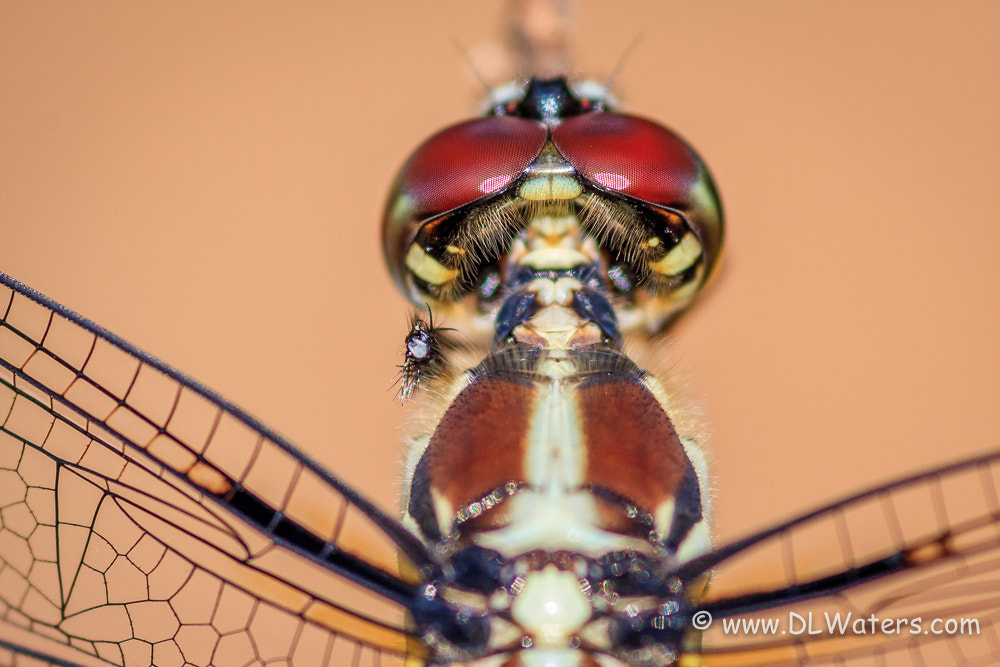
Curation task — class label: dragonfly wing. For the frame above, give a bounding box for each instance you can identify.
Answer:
[0,273,431,667]
[681,449,1000,666]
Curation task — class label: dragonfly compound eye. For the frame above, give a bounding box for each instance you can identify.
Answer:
[552,113,703,207]
[553,112,724,323]
[383,116,547,303]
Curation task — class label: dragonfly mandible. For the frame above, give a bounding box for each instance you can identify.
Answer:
[1,1,1000,667]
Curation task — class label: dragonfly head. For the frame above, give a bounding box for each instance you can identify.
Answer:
[382,76,724,336]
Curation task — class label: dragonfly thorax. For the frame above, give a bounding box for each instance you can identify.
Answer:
[400,282,711,665]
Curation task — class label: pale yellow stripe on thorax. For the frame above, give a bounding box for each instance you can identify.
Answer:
[522,373,584,490]
[474,354,652,558]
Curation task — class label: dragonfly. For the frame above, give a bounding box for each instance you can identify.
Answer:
[2,3,999,667]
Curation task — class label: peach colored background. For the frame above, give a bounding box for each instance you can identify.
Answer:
[1,1,998,547]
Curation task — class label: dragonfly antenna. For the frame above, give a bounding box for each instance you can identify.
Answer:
[605,34,643,95]
[452,37,494,95]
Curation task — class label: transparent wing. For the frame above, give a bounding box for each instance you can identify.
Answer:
[681,449,1000,666]
[0,273,433,667]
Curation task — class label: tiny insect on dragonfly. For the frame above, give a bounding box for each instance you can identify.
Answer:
[1,1,1000,667]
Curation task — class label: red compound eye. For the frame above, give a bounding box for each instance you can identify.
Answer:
[552,113,701,206]
[398,116,547,217]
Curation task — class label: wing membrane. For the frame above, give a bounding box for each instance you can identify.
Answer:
[0,273,430,666]
[684,450,1000,666]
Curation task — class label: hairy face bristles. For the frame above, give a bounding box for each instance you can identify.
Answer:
[452,195,525,275]
[522,196,573,223]
[577,192,649,268]
[444,195,586,300]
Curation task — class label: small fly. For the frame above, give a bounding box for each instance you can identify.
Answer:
[396,308,453,403]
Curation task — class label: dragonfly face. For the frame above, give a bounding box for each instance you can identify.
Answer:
[382,77,722,336]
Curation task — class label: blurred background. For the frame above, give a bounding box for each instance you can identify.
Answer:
[1,0,998,547]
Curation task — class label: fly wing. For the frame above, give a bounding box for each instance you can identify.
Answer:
[0,273,433,667]
[680,449,1000,666]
